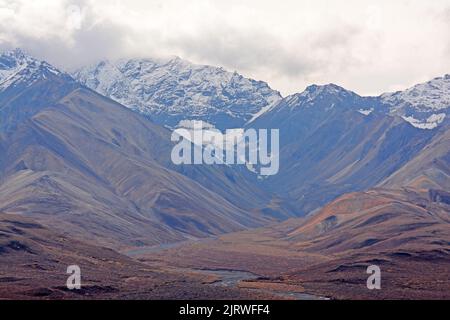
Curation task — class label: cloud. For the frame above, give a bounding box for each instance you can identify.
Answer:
[0,0,449,96]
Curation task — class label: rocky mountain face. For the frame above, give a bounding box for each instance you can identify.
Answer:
[0,49,79,134]
[2,49,449,225]
[0,50,284,249]
[74,55,450,133]
[380,123,450,191]
[249,83,440,213]
[72,54,450,216]
[73,57,281,130]
[381,74,450,129]
[2,49,449,231]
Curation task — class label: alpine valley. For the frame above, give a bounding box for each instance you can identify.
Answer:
[0,48,449,299]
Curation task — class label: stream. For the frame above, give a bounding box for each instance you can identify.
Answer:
[193,268,327,300]
[122,244,328,300]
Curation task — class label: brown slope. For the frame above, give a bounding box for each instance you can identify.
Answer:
[0,87,273,249]
[152,188,450,299]
[0,213,274,300]
[287,189,450,255]
[280,188,450,299]
[271,126,450,299]
[152,124,450,298]
[0,212,150,299]
[141,98,450,300]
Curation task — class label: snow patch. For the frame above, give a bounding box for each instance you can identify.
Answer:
[358,108,373,116]
[247,96,281,124]
[402,113,446,129]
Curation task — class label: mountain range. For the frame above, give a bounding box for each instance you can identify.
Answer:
[73,57,282,130]
[0,49,287,250]
[74,57,449,130]
[0,48,449,299]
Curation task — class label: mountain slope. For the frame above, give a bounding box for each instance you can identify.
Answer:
[249,84,437,214]
[73,55,450,217]
[288,188,450,253]
[0,51,278,249]
[380,124,450,191]
[0,49,79,134]
[73,58,281,130]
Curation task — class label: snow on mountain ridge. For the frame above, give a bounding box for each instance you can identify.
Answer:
[0,48,34,83]
[74,57,282,129]
[2,48,448,131]
[381,75,450,112]
[379,75,450,129]
[256,78,450,130]
[271,83,367,112]
[0,48,68,91]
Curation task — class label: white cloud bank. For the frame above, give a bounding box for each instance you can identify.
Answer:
[0,0,449,96]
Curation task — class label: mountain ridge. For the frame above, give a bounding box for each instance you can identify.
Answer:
[0,53,285,249]
[73,56,282,130]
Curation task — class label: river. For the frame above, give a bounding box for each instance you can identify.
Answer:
[192,268,328,300]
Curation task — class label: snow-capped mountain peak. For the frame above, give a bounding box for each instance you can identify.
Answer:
[0,48,29,63]
[0,48,68,91]
[380,74,450,129]
[302,83,358,101]
[0,48,33,80]
[73,57,282,129]
[273,83,364,112]
[381,75,450,112]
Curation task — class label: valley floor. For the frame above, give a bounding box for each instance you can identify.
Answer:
[1,205,449,300]
[133,224,450,300]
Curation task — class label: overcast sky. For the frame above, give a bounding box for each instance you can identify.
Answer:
[0,0,449,96]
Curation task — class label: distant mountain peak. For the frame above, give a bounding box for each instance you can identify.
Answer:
[302,83,357,98]
[2,47,28,60]
[73,56,282,129]
[0,48,33,70]
[0,48,73,90]
[381,74,450,112]
[275,83,361,110]
[0,49,79,135]
[305,83,343,92]
[0,48,71,91]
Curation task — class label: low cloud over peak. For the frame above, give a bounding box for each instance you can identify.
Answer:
[1,0,449,96]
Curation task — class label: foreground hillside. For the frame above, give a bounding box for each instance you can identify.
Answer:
[0,213,281,299]
[144,187,450,299]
